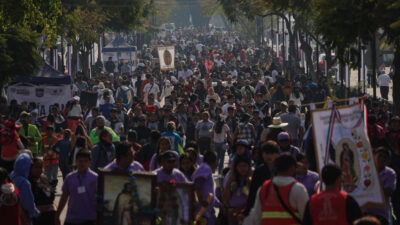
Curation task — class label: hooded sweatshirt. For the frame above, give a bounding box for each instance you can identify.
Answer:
[10,153,39,224]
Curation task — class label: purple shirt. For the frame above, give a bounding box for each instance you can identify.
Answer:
[104,160,144,172]
[62,170,98,223]
[155,168,189,183]
[280,145,300,156]
[196,154,204,167]
[149,152,180,171]
[296,170,319,197]
[364,166,396,221]
[192,163,217,222]
[223,171,248,208]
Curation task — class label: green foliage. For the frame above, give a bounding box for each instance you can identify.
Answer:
[62,6,106,48]
[313,0,381,62]
[0,0,61,84]
[0,28,42,84]
[98,0,155,31]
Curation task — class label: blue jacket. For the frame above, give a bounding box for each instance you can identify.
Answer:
[52,138,71,166]
[161,131,183,154]
[90,141,115,172]
[10,153,39,224]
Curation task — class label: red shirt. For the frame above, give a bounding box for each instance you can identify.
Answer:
[0,129,20,160]
[0,183,21,225]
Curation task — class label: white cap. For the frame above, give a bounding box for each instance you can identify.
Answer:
[73,96,80,102]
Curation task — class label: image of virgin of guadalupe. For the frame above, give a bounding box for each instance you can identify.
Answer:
[113,183,138,225]
[340,143,358,192]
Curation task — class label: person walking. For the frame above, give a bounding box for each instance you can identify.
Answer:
[18,111,42,156]
[377,71,391,100]
[302,164,362,225]
[90,129,115,173]
[243,153,309,225]
[212,115,231,174]
[55,151,98,225]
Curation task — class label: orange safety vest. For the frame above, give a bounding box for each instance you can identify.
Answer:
[309,190,349,225]
[42,135,59,167]
[260,179,300,225]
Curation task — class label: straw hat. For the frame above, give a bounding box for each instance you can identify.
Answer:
[268,117,288,128]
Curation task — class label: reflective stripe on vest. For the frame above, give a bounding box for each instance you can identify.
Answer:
[262,211,300,219]
[260,179,300,225]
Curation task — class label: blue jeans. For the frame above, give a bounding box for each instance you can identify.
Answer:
[214,142,226,173]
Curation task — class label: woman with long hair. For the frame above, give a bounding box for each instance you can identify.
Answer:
[222,156,252,225]
[71,124,93,150]
[212,115,231,174]
[69,136,89,170]
[179,152,196,181]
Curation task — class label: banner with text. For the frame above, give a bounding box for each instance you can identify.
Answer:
[7,85,72,115]
[312,104,385,208]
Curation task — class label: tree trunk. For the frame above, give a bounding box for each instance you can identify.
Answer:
[71,45,78,78]
[299,32,316,80]
[80,47,90,79]
[393,41,400,116]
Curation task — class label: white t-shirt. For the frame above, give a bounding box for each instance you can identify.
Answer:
[378,74,391,87]
[213,124,230,143]
[215,59,225,67]
[143,82,160,97]
[222,103,235,115]
[178,69,193,79]
[196,120,214,138]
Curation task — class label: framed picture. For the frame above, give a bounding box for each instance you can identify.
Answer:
[157,182,195,225]
[97,169,157,225]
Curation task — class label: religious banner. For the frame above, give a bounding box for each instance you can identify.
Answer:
[158,46,175,71]
[312,103,385,208]
[7,84,72,115]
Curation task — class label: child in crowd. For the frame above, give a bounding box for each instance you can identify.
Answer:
[42,125,59,187]
[52,129,72,179]
[56,151,98,225]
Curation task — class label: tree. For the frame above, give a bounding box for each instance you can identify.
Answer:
[0,0,61,86]
[313,0,400,115]
[62,6,106,77]
[60,0,156,77]
[0,28,42,85]
[381,1,400,115]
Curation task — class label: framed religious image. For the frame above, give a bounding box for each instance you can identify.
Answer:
[97,169,157,225]
[157,181,195,225]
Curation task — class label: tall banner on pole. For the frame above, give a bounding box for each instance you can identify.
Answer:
[312,104,385,209]
[158,46,175,71]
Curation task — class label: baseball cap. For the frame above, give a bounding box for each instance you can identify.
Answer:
[160,151,177,162]
[277,132,290,141]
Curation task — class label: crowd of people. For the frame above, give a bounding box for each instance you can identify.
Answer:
[0,27,398,225]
